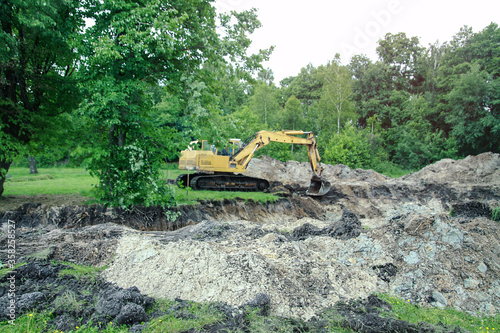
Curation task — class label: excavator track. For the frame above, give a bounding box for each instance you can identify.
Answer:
[176,173,270,192]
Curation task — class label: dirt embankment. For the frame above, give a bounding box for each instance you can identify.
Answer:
[0,153,499,330]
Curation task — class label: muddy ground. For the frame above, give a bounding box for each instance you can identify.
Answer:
[0,152,499,332]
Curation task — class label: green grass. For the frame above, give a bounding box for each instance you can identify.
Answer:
[0,311,129,333]
[3,167,280,206]
[372,161,415,178]
[145,300,222,333]
[4,167,96,196]
[172,187,279,205]
[492,206,500,222]
[378,294,500,333]
[0,263,26,278]
[58,262,107,282]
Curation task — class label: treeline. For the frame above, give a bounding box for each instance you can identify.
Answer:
[24,23,500,173]
[1,0,498,206]
[214,24,500,172]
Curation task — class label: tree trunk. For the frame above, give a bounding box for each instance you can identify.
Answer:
[0,160,13,197]
[29,156,38,174]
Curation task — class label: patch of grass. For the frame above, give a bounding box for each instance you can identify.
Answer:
[6,174,55,182]
[0,311,53,333]
[0,263,26,279]
[372,161,415,178]
[172,186,279,205]
[491,206,500,222]
[146,299,222,333]
[0,312,130,333]
[54,290,86,313]
[4,167,96,196]
[3,167,279,207]
[57,262,107,283]
[378,294,500,333]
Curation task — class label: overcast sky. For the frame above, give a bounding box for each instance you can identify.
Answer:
[215,0,500,84]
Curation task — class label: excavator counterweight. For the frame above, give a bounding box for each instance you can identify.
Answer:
[176,130,331,196]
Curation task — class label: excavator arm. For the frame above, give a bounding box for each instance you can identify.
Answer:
[231,130,324,176]
[230,130,331,195]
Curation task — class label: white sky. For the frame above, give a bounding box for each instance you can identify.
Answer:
[215,0,500,84]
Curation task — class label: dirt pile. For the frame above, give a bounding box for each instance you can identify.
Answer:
[0,261,154,331]
[246,156,389,187]
[403,152,500,184]
[1,153,499,327]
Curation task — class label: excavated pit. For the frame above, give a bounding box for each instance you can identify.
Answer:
[0,152,499,327]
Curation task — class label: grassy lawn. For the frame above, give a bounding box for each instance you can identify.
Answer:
[5,167,96,196]
[1,167,278,209]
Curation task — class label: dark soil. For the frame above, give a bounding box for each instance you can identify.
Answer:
[0,261,470,333]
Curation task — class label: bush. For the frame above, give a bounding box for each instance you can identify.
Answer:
[323,123,373,169]
[89,140,175,208]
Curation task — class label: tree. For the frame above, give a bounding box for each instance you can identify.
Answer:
[79,0,270,206]
[278,95,304,130]
[323,123,372,169]
[446,63,500,155]
[0,0,84,196]
[376,32,426,93]
[316,56,355,135]
[248,82,280,128]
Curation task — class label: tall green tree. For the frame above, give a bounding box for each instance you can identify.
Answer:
[248,82,280,128]
[315,56,355,135]
[446,63,500,155]
[278,95,304,130]
[376,32,426,93]
[79,0,270,206]
[0,0,84,196]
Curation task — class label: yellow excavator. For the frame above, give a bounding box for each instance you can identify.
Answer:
[176,130,331,196]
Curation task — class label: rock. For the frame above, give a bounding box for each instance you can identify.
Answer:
[17,292,45,311]
[96,286,153,319]
[429,291,448,309]
[478,262,488,273]
[243,293,271,316]
[291,209,361,241]
[373,263,398,283]
[129,323,146,333]
[453,202,492,219]
[403,251,420,265]
[115,303,147,326]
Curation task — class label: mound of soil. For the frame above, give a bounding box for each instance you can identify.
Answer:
[0,261,469,333]
[1,153,499,329]
[403,152,500,184]
[0,261,154,331]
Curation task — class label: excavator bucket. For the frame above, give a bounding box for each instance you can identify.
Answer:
[307,174,331,196]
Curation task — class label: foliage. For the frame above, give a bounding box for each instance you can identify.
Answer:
[76,0,271,206]
[89,141,175,208]
[315,55,356,135]
[446,63,500,155]
[388,95,458,169]
[58,262,107,282]
[323,123,375,169]
[492,207,500,222]
[0,0,84,196]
